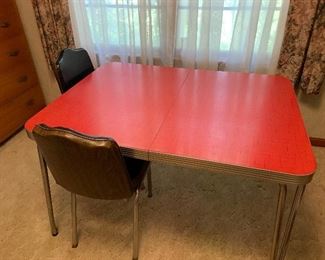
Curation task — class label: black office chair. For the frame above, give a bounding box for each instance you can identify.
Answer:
[56,48,95,93]
[33,124,152,260]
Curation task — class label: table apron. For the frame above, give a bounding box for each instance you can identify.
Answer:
[148,152,313,185]
[27,130,313,185]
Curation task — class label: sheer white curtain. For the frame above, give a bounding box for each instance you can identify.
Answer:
[69,0,289,73]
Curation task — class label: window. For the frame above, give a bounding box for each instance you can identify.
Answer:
[70,0,289,73]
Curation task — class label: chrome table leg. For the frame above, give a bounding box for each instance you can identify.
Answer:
[133,189,139,260]
[271,184,287,260]
[147,165,153,198]
[71,193,78,248]
[277,185,306,260]
[37,147,58,236]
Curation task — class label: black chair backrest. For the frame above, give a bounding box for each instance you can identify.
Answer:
[56,48,94,93]
[33,124,135,200]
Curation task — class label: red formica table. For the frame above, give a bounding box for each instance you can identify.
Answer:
[25,63,316,260]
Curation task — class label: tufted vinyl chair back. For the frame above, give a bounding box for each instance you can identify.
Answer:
[33,124,135,200]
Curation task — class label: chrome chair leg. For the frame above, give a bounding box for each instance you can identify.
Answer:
[278,185,306,260]
[271,184,287,260]
[133,189,139,260]
[71,193,78,248]
[147,165,153,198]
[37,148,58,236]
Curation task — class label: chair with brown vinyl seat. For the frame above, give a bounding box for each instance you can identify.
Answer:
[56,48,95,93]
[33,124,152,260]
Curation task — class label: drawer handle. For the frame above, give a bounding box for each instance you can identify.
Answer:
[7,50,20,57]
[0,21,10,28]
[17,75,28,83]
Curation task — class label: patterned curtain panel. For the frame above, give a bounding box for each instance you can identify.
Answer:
[277,0,325,95]
[32,0,75,71]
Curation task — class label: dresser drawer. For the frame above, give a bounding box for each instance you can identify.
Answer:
[0,62,39,105]
[0,35,32,72]
[0,0,23,40]
[0,86,44,143]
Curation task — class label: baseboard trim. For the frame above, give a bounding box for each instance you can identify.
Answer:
[310,137,325,147]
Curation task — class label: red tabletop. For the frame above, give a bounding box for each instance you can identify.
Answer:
[25,63,316,182]
[149,70,316,178]
[25,63,189,157]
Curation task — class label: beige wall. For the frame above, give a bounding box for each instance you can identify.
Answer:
[15,0,60,104]
[14,0,325,139]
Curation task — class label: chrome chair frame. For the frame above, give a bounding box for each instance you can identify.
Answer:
[37,147,152,259]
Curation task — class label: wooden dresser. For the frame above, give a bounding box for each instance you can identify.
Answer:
[0,0,45,143]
